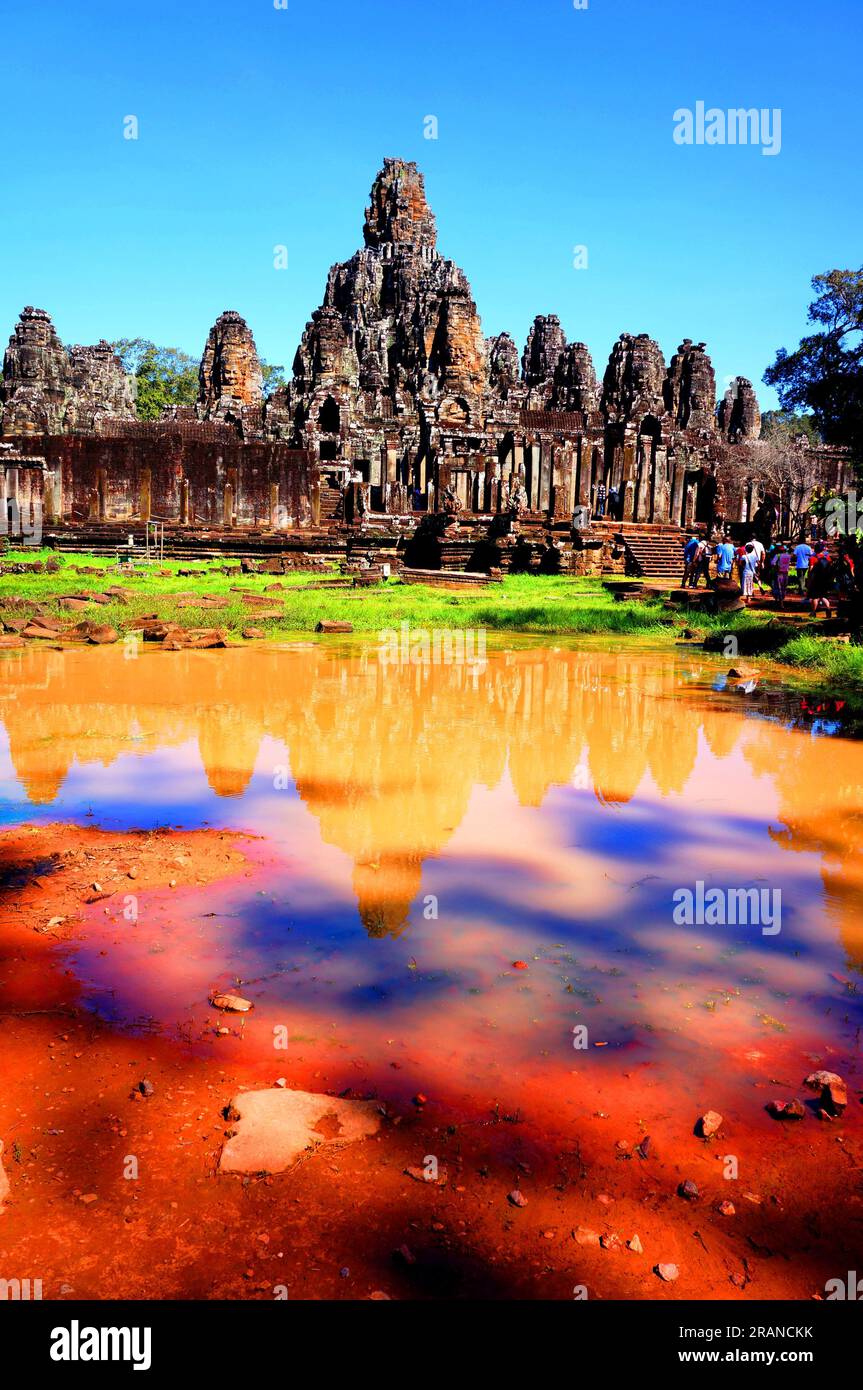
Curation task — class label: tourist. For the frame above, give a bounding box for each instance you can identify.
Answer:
[595,481,607,519]
[739,543,758,604]
[715,534,736,581]
[794,536,813,594]
[749,534,767,592]
[682,533,699,587]
[771,544,792,606]
[607,485,619,521]
[691,537,711,587]
[807,543,834,616]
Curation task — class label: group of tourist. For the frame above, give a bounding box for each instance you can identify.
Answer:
[680,531,850,613]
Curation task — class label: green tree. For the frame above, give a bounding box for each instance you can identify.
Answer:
[760,409,821,447]
[260,361,287,400]
[764,268,863,463]
[112,338,199,421]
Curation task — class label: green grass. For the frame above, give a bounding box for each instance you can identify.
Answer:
[3,548,863,687]
[0,550,677,640]
[772,633,863,683]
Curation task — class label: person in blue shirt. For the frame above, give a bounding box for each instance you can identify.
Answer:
[682,533,699,587]
[715,537,736,578]
[794,538,813,594]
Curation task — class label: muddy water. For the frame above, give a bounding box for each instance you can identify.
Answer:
[1,639,862,1104]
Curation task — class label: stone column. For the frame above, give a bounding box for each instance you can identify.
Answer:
[180,477,190,525]
[223,483,234,527]
[140,469,152,522]
[621,441,637,521]
[652,446,670,522]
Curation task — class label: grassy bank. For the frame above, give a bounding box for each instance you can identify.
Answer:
[1,548,861,686]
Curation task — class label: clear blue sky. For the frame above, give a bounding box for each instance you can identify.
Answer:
[1,0,860,409]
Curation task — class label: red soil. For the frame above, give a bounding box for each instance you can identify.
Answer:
[1,822,861,1302]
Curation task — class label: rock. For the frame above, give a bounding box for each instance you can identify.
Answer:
[507,1190,528,1208]
[404,1165,447,1187]
[512,960,528,970]
[138,1079,155,1098]
[0,634,23,649]
[0,1139,10,1209]
[209,992,253,1013]
[697,1110,723,1138]
[804,1070,847,1114]
[717,1200,736,1216]
[678,1180,699,1201]
[412,1093,427,1107]
[655,1263,679,1282]
[242,627,266,640]
[627,1234,643,1253]
[600,1232,623,1251]
[573,1226,601,1247]
[87,624,118,645]
[766,1099,805,1120]
[219,1088,381,1174]
[315,620,353,633]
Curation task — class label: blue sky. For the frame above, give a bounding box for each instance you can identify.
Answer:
[0,0,860,408]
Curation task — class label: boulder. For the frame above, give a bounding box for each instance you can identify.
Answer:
[219,1088,381,1174]
[804,1070,847,1115]
[87,624,119,645]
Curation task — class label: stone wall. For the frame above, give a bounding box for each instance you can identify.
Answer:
[7,431,317,530]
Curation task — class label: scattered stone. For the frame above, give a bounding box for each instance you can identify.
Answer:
[315,620,353,633]
[697,1109,723,1138]
[678,1180,699,1201]
[219,1088,381,1174]
[600,1232,623,1251]
[209,992,253,1013]
[242,627,266,640]
[138,1079,155,1097]
[86,624,118,645]
[412,1093,427,1107]
[804,1070,847,1115]
[766,1098,805,1120]
[656,1263,679,1282]
[507,1189,528,1208]
[627,1234,644,1254]
[717,1200,736,1216]
[573,1226,601,1247]
[0,634,24,649]
[512,960,528,970]
[404,1165,447,1187]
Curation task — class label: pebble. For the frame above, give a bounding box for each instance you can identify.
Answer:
[507,1190,528,1208]
[767,1098,805,1120]
[209,993,253,1013]
[656,1263,679,1282]
[698,1109,723,1138]
[573,1226,601,1247]
[628,1234,644,1254]
[678,1180,699,1201]
[804,1070,847,1115]
[718,1200,736,1216]
[138,1079,155,1098]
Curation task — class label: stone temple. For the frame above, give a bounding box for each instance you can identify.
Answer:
[0,159,849,574]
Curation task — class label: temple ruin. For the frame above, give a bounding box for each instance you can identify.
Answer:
[0,158,849,573]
